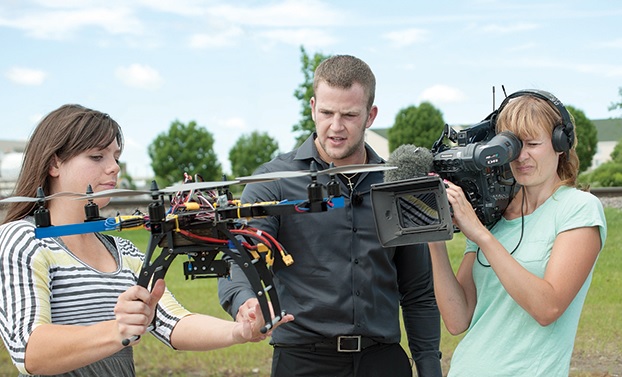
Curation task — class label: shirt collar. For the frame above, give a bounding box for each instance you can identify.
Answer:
[293,132,385,167]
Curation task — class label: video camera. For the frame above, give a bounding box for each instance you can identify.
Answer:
[431,115,521,227]
[371,113,522,247]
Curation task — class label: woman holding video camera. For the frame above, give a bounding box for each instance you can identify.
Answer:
[429,90,607,376]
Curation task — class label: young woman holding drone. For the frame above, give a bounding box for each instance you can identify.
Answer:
[0,104,292,376]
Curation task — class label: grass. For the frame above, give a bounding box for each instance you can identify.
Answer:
[1,208,620,376]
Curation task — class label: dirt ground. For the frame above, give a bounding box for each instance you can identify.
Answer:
[432,350,622,377]
[568,350,622,377]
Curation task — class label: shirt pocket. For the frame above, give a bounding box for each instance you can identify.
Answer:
[512,238,553,277]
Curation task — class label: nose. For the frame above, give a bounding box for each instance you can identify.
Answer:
[329,114,345,131]
[107,156,121,175]
[516,145,530,162]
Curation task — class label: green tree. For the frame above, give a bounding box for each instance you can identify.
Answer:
[229,131,279,178]
[587,161,622,187]
[608,87,622,113]
[148,120,222,187]
[387,102,446,152]
[567,105,598,173]
[610,138,622,163]
[292,46,331,147]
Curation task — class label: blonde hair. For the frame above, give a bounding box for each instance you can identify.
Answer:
[495,94,579,187]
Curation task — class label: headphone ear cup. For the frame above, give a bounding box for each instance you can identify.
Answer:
[552,124,574,153]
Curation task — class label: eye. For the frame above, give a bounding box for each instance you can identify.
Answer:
[90,155,103,161]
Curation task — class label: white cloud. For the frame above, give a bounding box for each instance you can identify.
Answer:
[383,28,428,47]
[115,64,163,89]
[257,28,337,49]
[506,42,537,52]
[217,117,247,131]
[6,67,47,85]
[420,85,466,103]
[188,26,244,48]
[478,22,539,34]
[206,0,341,28]
[0,6,143,40]
[505,57,622,78]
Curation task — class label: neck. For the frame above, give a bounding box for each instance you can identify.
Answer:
[519,185,559,215]
[315,142,368,167]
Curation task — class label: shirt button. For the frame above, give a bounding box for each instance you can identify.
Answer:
[353,228,358,232]
[354,259,359,264]
[355,291,361,296]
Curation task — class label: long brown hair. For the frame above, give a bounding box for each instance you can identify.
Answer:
[2,104,123,224]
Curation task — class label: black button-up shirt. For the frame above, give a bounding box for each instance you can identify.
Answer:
[218,134,441,371]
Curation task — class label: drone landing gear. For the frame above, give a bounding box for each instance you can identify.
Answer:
[127,220,284,346]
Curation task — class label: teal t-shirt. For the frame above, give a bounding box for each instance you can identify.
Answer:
[448,186,607,377]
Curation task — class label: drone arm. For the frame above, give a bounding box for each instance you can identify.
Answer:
[33,216,146,239]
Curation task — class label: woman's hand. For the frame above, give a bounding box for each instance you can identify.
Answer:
[113,279,166,345]
[444,180,488,242]
[234,298,294,343]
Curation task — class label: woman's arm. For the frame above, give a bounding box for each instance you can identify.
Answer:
[170,300,293,351]
[428,242,477,335]
[24,281,164,374]
[476,226,600,325]
[445,181,602,326]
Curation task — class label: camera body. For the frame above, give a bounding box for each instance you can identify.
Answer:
[431,117,521,227]
[370,112,522,247]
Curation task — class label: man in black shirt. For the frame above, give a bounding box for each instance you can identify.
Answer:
[219,55,441,376]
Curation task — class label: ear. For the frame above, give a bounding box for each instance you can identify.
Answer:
[365,105,378,129]
[48,155,61,177]
[310,97,317,122]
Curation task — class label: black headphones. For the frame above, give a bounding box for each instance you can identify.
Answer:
[495,89,575,153]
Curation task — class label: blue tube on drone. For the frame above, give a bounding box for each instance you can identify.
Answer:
[34,219,116,239]
[330,196,345,208]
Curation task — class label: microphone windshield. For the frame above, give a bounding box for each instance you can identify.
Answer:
[384,144,434,182]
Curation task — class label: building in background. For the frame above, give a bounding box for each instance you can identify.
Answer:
[0,140,26,197]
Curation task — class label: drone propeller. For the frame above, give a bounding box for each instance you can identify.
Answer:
[0,191,84,203]
[70,188,152,200]
[321,163,397,175]
[161,180,240,193]
[236,163,397,183]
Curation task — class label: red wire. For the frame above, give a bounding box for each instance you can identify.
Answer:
[178,229,228,244]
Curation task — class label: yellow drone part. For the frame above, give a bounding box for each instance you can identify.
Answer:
[113,215,145,231]
[256,243,274,266]
[165,214,181,232]
[183,202,201,211]
[248,248,261,260]
[280,251,294,266]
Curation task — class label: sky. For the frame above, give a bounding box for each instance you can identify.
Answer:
[1,0,621,179]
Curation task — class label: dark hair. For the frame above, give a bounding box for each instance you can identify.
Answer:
[2,104,123,224]
[313,55,376,110]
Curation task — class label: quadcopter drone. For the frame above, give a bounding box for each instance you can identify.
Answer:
[1,162,395,345]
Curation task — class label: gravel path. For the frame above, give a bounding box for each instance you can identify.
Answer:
[599,196,622,210]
